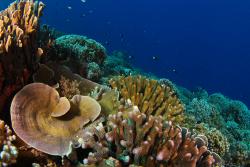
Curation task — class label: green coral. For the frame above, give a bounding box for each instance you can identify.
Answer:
[49,34,107,81]
[176,87,250,166]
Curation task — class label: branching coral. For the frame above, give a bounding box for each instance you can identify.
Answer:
[0,0,45,111]
[59,75,81,99]
[0,120,18,166]
[109,75,184,123]
[77,105,222,167]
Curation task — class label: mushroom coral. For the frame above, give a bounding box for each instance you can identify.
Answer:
[109,75,184,123]
[10,83,101,156]
[0,0,45,111]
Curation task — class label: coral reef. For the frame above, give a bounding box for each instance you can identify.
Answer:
[103,51,134,77]
[49,34,106,81]
[0,120,18,166]
[0,0,45,111]
[194,123,230,157]
[109,75,184,123]
[0,1,248,166]
[77,104,222,167]
[176,86,250,166]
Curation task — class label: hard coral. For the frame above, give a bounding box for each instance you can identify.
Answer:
[194,123,230,157]
[10,83,101,156]
[0,120,18,166]
[0,0,44,111]
[79,105,222,167]
[109,75,184,123]
[51,35,106,81]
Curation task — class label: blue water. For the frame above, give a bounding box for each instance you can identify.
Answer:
[1,0,250,106]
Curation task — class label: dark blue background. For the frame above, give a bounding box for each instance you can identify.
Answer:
[1,0,250,106]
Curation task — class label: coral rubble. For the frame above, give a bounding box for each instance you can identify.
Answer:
[0,0,45,111]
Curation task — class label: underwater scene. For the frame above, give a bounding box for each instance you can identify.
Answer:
[0,0,250,166]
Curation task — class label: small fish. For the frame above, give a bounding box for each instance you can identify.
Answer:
[67,6,72,10]
[81,0,86,3]
[152,56,158,60]
[128,55,133,59]
[120,33,124,38]
[105,41,110,46]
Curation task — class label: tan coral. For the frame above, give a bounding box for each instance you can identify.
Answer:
[109,75,184,123]
[59,76,81,99]
[0,120,18,166]
[10,83,101,156]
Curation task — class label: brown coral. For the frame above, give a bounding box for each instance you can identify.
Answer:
[10,83,101,156]
[59,75,81,99]
[0,0,45,111]
[109,75,184,123]
[0,119,18,166]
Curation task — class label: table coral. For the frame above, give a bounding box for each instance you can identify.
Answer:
[0,120,18,166]
[0,0,44,111]
[109,75,184,123]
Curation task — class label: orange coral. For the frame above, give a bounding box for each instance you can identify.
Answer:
[0,0,45,111]
[109,75,184,123]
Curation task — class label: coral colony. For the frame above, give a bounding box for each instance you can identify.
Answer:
[0,1,249,167]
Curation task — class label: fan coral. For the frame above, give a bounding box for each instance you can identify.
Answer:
[0,120,18,166]
[109,75,184,123]
[77,105,222,167]
[0,0,44,111]
[10,83,101,156]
